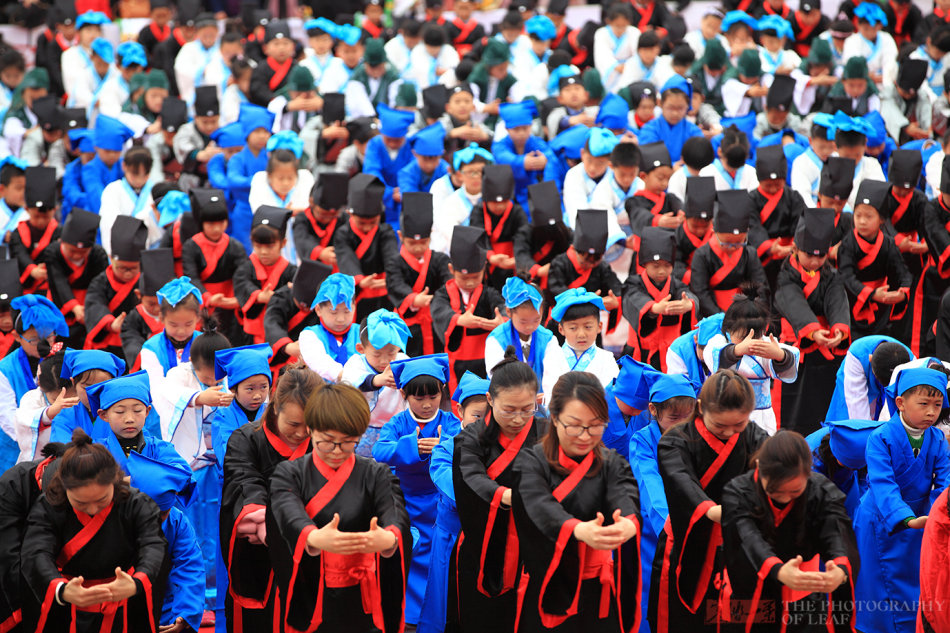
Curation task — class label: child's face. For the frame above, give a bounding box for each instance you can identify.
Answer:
[459,398,487,427]
[406,390,442,419]
[111,258,140,284]
[62,242,91,263]
[15,327,56,359]
[644,260,673,283]
[74,369,112,408]
[608,16,631,36]
[612,164,639,190]
[195,114,219,137]
[399,234,430,258]
[810,136,835,161]
[92,56,111,76]
[358,341,399,373]
[77,25,101,47]
[486,200,510,215]
[661,93,689,125]
[853,204,883,240]
[489,62,509,80]
[152,6,172,23]
[311,204,339,224]
[316,301,353,333]
[559,84,588,110]
[576,251,603,270]
[796,249,827,273]
[1,175,25,208]
[101,398,150,439]
[500,26,521,43]
[843,78,867,99]
[197,25,218,49]
[310,33,333,55]
[766,107,789,129]
[247,128,271,152]
[455,0,474,19]
[648,401,694,432]
[716,231,748,250]
[639,45,661,67]
[253,239,285,267]
[0,65,22,90]
[382,135,405,151]
[836,144,865,163]
[507,125,531,147]
[140,295,160,315]
[642,166,672,192]
[365,3,384,22]
[686,217,711,236]
[446,91,475,119]
[726,26,754,51]
[760,33,784,53]
[268,161,298,198]
[26,206,54,229]
[265,37,295,62]
[235,374,270,411]
[0,309,12,332]
[581,149,610,179]
[450,266,485,292]
[351,213,381,233]
[193,361,217,388]
[760,472,809,504]
[896,390,945,430]
[58,22,77,39]
[414,151,442,174]
[338,42,363,67]
[857,22,878,41]
[125,165,149,190]
[759,177,783,196]
[507,303,542,338]
[559,314,600,352]
[700,15,722,39]
[636,98,656,123]
[162,306,199,343]
[98,148,122,167]
[277,402,309,448]
[459,162,484,194]
[818,194,847,213]
[202,219,228,242]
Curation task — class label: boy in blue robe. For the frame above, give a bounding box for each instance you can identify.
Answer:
[49,348,134,444]
[206,122,244,202]
[545,124,588,194]
[225,103,274,250]
[806,418,882,517]
[601,355,661,457]
[826,336,912,422]
[491,100,557,208]
[373,354,460,627]
[637,75,704,163]
[397,123,449,199]
[79,114,134,214]
[854,368,950,633]
[363,103,415,227]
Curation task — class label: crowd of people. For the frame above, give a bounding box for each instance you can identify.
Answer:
[2,0,950,631]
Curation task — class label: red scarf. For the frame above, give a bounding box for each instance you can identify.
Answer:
[267,57,293,91]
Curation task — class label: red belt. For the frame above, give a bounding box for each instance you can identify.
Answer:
[581,547,615,618]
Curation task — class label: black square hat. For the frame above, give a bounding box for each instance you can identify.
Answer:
[638,226,676,266]
[482,164,515,203]
[194,86,219,117]
[819,157,856,200]
[684,175,717,219]
[766,74,795,111]
[190,188,229,223]
[853,178,889,210]
[345,117,379,143]
[111,216,149,262]
[293,259,333,306]
[897,59,928,92]
[253,205,292,237]
[794,207,835,256]
[755,145,787,181]
[265,19,292,42]
[639,141,672,172]
[941,155,950,195]
[139,248,175,295]
[178,212,200,244]
[528,181,562,227]
[348,173,386,217]
[422,85,448,120]
[574,208,608,254]
[887,149,922,189]
[64,108,87,130]
[714,190,753,234]
[401,192,434,239]
[32,95,64,131]
[61,209,99,248]
[25,166,57,210]
[177,0,202,26]
[450,225,488,273]
[0,259,22,305]
[161,97,188,132]
[322,93,345,125]
[310,172,349,210]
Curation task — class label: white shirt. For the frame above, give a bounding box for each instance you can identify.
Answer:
[432,187,481,254]
[593,25,641,93]
[220,84,249,126]
[699,160,759,192]
[15,387,50,463]
[153,362,221,467]
[340,353,408,428]
[319,58,358,96]
[562,344,619,388]
[98,179,158,257]
[846,155,886,210]
[175,40,229,106]
[563,163,610,226]
[721,75,773,118]
[842,31,897,83]
[384,36,413,75]
[790,148,825,206]
[428,173,457,211]
[666,167,692,205]
[95,72,130,119]
[404,45,460,90]
[62,45,102,109]
[248,169,315,266]
[485,328,569,405]
[2,107,36,158]
[926,147,944,198]
[298,325,352,382]
[300,49,335,89]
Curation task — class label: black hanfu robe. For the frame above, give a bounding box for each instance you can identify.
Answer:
[881,187,931,353]
[625,191,683,234]
[470,202,530,291]
[264,287,319,377]
[221,423,311,633]
[152,29,186,95]
[512,445,642,633]
[157,216,195,277]
[42,240,109,348]
[622,271,697,371]
[20,490,167,633]
[269,452,412,633]
[689,241,768,317]
[674,224,711,285]
[233,254,296,345]
[649,417,768,633]
[181,233,247,344]
[334,217,398,323]
[513,223,572,308]
[387,246,451,357]
[721,471,858,633]
[448,416,547,633]
[9,219,60,294]
[923,197,950,354]
[249,58,298,107]
[121,305,164,372]
[775,257,851,435]
[83,268,141,358]
[749,185,807,290]
[292,209,344,269]
[430,280,504,393]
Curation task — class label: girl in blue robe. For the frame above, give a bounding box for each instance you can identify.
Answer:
[601,355,661,458]
[139,276,203,384]
[637,76,704,164]
[225,104,274,251]
[853,368,950,633]
[373,354,461,627]
[50,348,135,444]
[825,335,912,422]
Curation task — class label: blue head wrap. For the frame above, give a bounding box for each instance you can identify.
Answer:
[239,103,276,139]
[886,367,950,408]
[304,17,339,37]
[377,103,416,138]
[312,273,355,310]
[86,371,152,414]
[854,2,887,26]
[596,93,629,130]
[117,41,148,68]
[410,123,447,157]
[721,10,758,32]
[811,112,836,140]
[336,24,362,46]
[127,450,196,511]
[586,127,619,157]
[550,288,605,322]
[0,156,27,172]
[210,122,246,148]
[157,190,191,227]
[756,15,794,39]
[266,130,304,158]
[525,15,556,40]
[91,37,114,63]
[499,100,538,129]
[831,110,875,138]
[453,371,490,405]
[157,277,203,307]
[452,143,494,170]
[502,277,543,310]
[696,312,725,346]
[93,115,134,152]
[11,295,68,337]
[391,354,450,389]
[827,419,884,469]
[649,374,700,403]
[76,11,110,29]
[613,356,663,410]
[862,111,887,147]
[214,344,273,386]
[364,309,411,351]
[660,74,693,102]
[549,125,589,160]
[61,349,126,380]
[68,129,94,153]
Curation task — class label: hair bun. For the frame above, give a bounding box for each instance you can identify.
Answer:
[70,428,92,447]
[200,310,219,335]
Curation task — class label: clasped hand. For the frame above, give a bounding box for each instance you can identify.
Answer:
[62,568,137,607]
[573,510,638,550]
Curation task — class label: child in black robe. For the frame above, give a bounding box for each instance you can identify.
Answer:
[469,164,529,292]
[625,142,684,234]
[514,182,573,310]
[675,176,715,284]
[264,260,328,377]
[9,166,60,295]
[817,156,857,261]
[249,20,299,107]
[293,172,348,269]
[121,249,175,371]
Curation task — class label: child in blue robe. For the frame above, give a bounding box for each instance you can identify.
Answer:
[363,104,416,227]
[397,123,450,198]
[806,418,882,518]
[79,115,133,214]
[206,122,244,204]
[225,104,274,248]
[854,368,950,633]
[417,371,489,633]
[492,100,557,208]
[637,75,704,163]
[140,276,202,387]
[601,355,660,458]
[665,312,724,385]
[298,272,359,382]
[61,129,96,218]
[373,354,460,627]
[825,336,912,422]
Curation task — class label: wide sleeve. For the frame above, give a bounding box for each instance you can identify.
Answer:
[82,273,117,347]
[688,247,720,318]
[21,499,69,607]
[630,427,668,539]
[179,241,207,294]
[298,328,345,382]
[269,459,321,556]
[721,475,783,597]
[372,413,425,467]
[333,227,362,277]
[160,508,206,632]
[864,426,916,531]
[430,435,456,503]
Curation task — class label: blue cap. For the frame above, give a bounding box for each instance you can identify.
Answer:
[0,156,28,172]
[157,190,191,227]
[365,309,411,351]
[312,273,355,310]
[550,288,605,322]
[595,93,629,130]
[304,17,338,37]
[11,295,68,338]
[117,41,147,68]
[649,374,699,403]
[452,143,493,170]
[239,103,276,139]
[68,128,94,153]
[502,277,542,310]
[832,110,874,138]
[61,349,126,380]
[756,15,793,39]
[660,74,693,102]
[862,111,887,147]
[854,2,887,25]
[721,10,758,32]
[410,123,447,157]
[391,353,450,389]
[157,276,203,307]
[127,450,196,511]
[86,370,152,414]
[696,312,725,346]
[811,112,835,140]
[76,11,110,28]
[827,419,884,469]
[91,37,114,63]
[210,122,246,148]
[587,127,619,157]
[377,104,416,138]
[613,356,663,410]
[266,129,304,158]
[549,125,589,160]
[886,367,950,407]
[525,15,556,40]
[214,344,273,386]
[453,371,490,405]
[336,23,362,46]
[548,65,580,95]
[499,100,537,129]
[93,115,134,151]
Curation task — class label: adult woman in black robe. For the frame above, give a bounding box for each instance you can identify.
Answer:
[20,430,167,633]
[722,431,857,632]
[649,369,769,633]
[269,381,411,633]
[513,371,642,633]
[448,352,543,633]
[220,366,320,633]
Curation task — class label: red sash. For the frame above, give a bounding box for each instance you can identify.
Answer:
[172,221,184,276]
[890,189,913,227]
[709,240,743,311]
[362,20,383,38]
[682,226,710,285]
[631,271,684,370]
[304,209,339,271]
[149,22,170,42]
[484,203,515,268]
[635,1,655,31]
[50,245,90,318]
[243,254,290,341]
[695,417,741,488]
[86,267,140,349]
[267,57,293,91]
[889,0,909,38]
[351,217,379,260]
[107,267,138,313]
[19,219,58,261]
[855,229,884,270]
[172,28,186,46]
[57,503,114,568]
[757,186,783,226]
[635,190,666,221]
[54,31,71,52]
[567,29,586,66]
[565,247,593,289]
[398,246,435,354]
[452,17,480,51]
[192,233,230,281]
[444,280,486,390]
[762,2,790,18]
[263,423,311,460]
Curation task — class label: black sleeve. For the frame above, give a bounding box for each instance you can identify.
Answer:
[249,65,275,107]
[180,240,207,293]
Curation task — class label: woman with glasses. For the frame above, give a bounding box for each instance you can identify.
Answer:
[512,371,642,633]
[270,381,411,633]
[448,352,542,633]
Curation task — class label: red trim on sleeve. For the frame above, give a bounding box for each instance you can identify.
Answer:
[227,503,274,608]
[675,499,719,614]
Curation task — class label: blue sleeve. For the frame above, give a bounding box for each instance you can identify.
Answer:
[543,157,566,193]
[492,139,527,180]
[225,152,255,189]
[930,428,950,503]
[630,427,668,537]
[80,169,105,214]
[602,418,630,460]
[372,412,424,466]
[146,437,193,473]
[213,404,245,473]
[637,121,661,146]
[397,161,423,194]
[207,153,229,190]
[362,138,386,180]
[49,407,89,444]
[144,407,163,441]
[430,434,456,503]
[865,428,916,532]
[161,508,207,632]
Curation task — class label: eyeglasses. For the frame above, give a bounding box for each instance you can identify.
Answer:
[494,405,538,421]
[556,419,606,438]
[314,439,360,454]
[460,168,484,177]
[717,235,748,249]
[112,262,140,275]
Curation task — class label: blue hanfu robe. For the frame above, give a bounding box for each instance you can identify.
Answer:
[853,414,950,633]
[667,328,711,385]
[825,335,911,422]
[0,348,35,468]
[629,421,667,633]
[160,507,207,633]
[363,135,414,228]
[490,134,557,210]
[61,157,87,218]
[397,159,449,197]
[206,153,232,200]
[373,408,460,625]
[141,331,200,376]
[486,322,555,393]
[637,116,704,163]
[225,146,269,252]
[805,425,868,518]
[79,154,122,214]
[301,322,360,366]
[601,383,651,460]
[98,428,191,474]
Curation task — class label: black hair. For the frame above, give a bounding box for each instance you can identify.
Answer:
[698,368,756,415]
[627,87,656,109]
[661,86,688,102]
[0,49,24,73]
[123,146,153,173]
[559,301,601,323]
[460,392,488,409]
[723,282,771,339]
[501,10,524,29]
[402,373,445,397]
[902,383,944,399]
[45,429,130,507]
[835,129,867,149]
[231,57,254,78]
[638,30,660,49]
[652,395,697,425]
[672,44,696,67]
[160,292,201,316]
[721,124,750,169]
[751,430,812,545]
[251,223,281,245]
[681,136,714,170]
[37,351,68,394]
[455,58,475,81]
[190,312,231,370]
[0,161,25,186]
[401,18,423,37]
[547,50,571,72]
[869,342,911,386]
[610,142,641,167]
[221,30,243,46]
[489,346,539,397]
[604,3,634,23]
[810,122,832,140]
[267,149,298,172]
[423,24,447,46]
